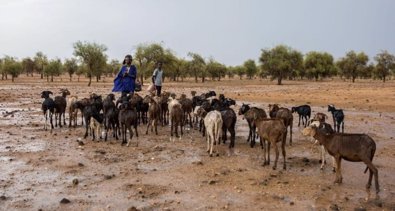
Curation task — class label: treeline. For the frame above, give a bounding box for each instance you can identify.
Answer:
[1,42,394,85]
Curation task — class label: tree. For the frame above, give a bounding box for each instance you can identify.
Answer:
[0,58,5,80]
[44,59,62,82]
[336,51,369,83]
[259,45,303,85]
[34,52,48,79]
[374,50,395,83]
[64,58,78,81]
[134,43,165,85]
[304,51,336,81]
[206,58,226,81]
[233,65,246,80]
[226,66,235,79]
[3,56,23,82]
[108,59,121,76]
[187,52,206,83]
[244,59,258,79]
[22,57,35,76]
[73,41,108,86]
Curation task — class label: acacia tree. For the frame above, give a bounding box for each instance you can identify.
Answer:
[44,59,62,82]
[0,58,5,80]
[33,52,48,79]
[108,59,121,76]
[233,65,246,80]
[64,58,78,81]
[73,41,108,86]
[22,57,35,76]
[304,51,335,81]
[336,51,369,83]
[206,58,226,81]
[134,43,165,85]
[374,50,395,83]
[187,52,206,83]
[3,56,23,82]
[244,59,258,79]
[260,45,303,85]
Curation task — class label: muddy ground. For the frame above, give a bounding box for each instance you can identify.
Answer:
[0,76,395,211]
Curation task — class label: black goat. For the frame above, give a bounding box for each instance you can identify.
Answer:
[328,104,345,133]
[291,105,311,127]
[41,91,55,131]
[83,96,103,139]
[238,103,267,147]
[54,88,70,127]
[119,101,139,146]
[220,108,237,148]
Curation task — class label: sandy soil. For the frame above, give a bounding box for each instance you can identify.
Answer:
[0,75,395,211]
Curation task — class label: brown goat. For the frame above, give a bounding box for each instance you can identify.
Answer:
[170,104,184,138]
[302,125,379,193]
[253,118,287,170]
[143,95,160,135]
[313,112,328,123]
[179,94,193,128]
[238,103,267,147]
[268,104,293,145]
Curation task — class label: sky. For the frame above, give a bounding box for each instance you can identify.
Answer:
[0,0,394,66]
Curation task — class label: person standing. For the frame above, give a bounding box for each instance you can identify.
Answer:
[112,55,137,96]
[152,62,164,96]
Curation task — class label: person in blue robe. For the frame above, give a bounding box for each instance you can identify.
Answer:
[112,55,137,95]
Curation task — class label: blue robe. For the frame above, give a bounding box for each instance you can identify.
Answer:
[112,65,137,93]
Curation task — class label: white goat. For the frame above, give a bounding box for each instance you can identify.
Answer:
[307,120,336,171]
[67,95,78,127]
[89,116,105,141]
[204,110,223,156]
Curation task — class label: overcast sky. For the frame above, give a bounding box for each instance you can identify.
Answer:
[0,0,394,66]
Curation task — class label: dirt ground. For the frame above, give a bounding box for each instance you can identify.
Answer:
[0,75,395,211]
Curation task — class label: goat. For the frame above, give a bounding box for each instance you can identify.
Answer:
[204,110,223,156]
[41,91,55,131]
[327,105,345,133]
[220,108,237,148]
[143,95,160,135]
[74,98,90,126]
[170,103,184,138]
[104,106,120,141]
[268,104,293,146]
[83,96,103,139]
[291,105,311,127]
[118,101,139,146]
[103,93,116,115]
[302,125,379,193]
[159,92,171,126]
[179,94,193,128]
[304,120,336,171]
[312,112,328,123]
[253,118,287,170]
[54,88,70,127]
[89,114,104,141]
[68,96,78,127]
[238,103,267,147]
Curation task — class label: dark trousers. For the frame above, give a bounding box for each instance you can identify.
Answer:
[155,86,162,96]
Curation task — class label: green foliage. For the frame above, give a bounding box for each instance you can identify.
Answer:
[304,51,335,80]
[22,57,35,76]
[187,52,206,82]
[107,59,121,76]
[3,56,23,82]
[73,41,107,86]
[259,45,303,85]
[64,58,78,81]
[374,50,395,82]
[336,51,369,83]
[232,65,246,79]
[44,59,63,82]
[206,58,226,81]
[243,59,258,79]
[33,51,48,79]
[134,43,166,83]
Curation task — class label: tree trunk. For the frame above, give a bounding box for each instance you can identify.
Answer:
[47,75,49,82]
[70,75,72,82]
[41,72,43,79]
[195,74,198,83]
[51,75,54,82]
[277,77,282,85]
[383,76,386,83]
[352,76,355,83]
[12,75,14,82]
[140,75,144,86]
[96,76,99,82]
[88,75,92,86]
[201,76,205,83]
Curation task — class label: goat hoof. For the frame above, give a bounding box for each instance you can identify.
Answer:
[216,153,219,157]
[272,166,277,170]
[209,154,213,157]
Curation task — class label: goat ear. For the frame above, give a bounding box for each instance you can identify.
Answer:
[49,91,53,95]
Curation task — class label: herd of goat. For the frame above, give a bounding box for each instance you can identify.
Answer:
[40,88,379,193]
